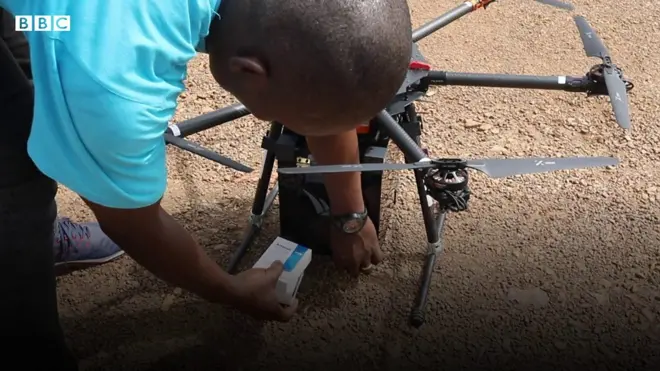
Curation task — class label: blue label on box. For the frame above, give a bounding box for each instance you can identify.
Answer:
[283,245,308,272]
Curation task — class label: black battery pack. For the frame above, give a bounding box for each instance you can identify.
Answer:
[266,127,389,255]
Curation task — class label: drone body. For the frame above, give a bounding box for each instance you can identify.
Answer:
[264,107,416,255]
[164,0,632,328]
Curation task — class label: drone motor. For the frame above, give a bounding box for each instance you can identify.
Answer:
[424,168,471,212]
[585,63,634,97]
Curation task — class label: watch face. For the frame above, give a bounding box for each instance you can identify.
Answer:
[342,218,365,234]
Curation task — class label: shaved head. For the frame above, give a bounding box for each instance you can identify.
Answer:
[207,0,412,135]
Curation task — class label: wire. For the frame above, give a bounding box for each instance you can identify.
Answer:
[440,188,470,212]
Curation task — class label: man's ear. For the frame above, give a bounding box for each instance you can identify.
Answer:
[228,56,267,75]
[228,56,268,90]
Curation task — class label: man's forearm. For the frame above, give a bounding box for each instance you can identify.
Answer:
[306,129,364,214]
[85,201,236,304]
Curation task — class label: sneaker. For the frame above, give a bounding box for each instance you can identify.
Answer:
[54,217,125,269]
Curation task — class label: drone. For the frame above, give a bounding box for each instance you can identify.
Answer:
[164,0,633,328]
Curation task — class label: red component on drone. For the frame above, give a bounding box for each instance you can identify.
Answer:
[409,61,431,70]
[356,122,370,134]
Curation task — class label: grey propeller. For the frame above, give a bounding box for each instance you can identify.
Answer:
[574,16,631,129]
[535,0,574,10]
[278,156,619,178]
[464,157,618,178]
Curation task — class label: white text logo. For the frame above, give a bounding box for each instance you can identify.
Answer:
[15,15,71,32]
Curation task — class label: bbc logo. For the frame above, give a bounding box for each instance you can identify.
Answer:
[15,15,71,32]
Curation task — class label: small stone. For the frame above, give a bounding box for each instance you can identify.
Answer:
[161,295,176,311]
[211,243,229,251]
[464,119,482,129]
[569,319,586,329]
[507,287,550,307]
[557,291,567,302]
[478,124,494,131]
[642,308,655,322]
[589,291,610,306]
[502,337,512,352]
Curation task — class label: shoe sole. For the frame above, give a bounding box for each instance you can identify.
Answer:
[54,250,126,268]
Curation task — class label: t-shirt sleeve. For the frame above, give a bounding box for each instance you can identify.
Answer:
[17,0,215,209]
[27,52,171,209]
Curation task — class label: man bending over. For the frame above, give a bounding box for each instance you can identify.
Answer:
[0,0,412,369]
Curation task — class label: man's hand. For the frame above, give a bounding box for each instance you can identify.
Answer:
[228,261,299,322]
[305,129,386,275]
[330,217,384,276]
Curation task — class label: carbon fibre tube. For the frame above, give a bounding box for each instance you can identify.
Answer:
[167,103,250,138]
[375,110,427,162]
[412,1,475,42]
[426,71,588,91]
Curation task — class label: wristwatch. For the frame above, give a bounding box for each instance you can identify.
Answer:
[331,208,368,234]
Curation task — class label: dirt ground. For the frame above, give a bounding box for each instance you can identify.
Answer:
[53,0,659,370]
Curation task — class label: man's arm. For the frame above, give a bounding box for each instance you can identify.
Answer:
[34,56,238,304]
[306,129,364,214]
[306,129,384,275]
[84,199,236,304]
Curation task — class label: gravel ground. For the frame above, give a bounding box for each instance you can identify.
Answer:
[54,0,660,370]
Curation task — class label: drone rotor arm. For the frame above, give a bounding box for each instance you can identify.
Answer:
[425,71,589,92]
[167,103,251,138]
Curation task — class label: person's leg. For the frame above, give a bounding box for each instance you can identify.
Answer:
[0,9,78,369]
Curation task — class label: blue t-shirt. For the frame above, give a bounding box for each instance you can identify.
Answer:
[1,0,221,208]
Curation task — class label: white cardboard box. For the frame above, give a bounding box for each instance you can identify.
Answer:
[252,237,312,305]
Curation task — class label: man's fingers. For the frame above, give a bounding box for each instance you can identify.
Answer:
[351,249,369,277]
[360,253,372,272]
[371,245,385,265]
[265,260,285,281]
[277,299,299,321]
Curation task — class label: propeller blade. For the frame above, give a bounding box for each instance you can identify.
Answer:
[278,156,620,177]
[277,161,435,175]
[164,134,253,173]
[535,0,574,10]
[466,156,619,178]
[573,16,610,60]
[603,66,632,129]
